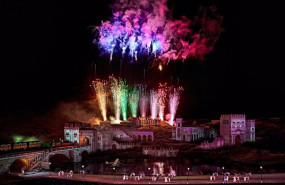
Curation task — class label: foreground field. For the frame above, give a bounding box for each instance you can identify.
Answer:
[2,172,285,184]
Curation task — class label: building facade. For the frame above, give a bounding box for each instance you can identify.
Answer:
[64,121,154,151]
[172,118,215,141]
[220,114,255,146]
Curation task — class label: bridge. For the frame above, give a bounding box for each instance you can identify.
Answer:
[0,146,91,174]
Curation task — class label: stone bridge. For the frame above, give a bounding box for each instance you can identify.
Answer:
[0,146,91,174]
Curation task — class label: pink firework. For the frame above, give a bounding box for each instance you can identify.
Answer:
[139,85,149,118]
[157,83,168,121]
[93,0,223,64]
[150,89,158,120]
[168,86,184,126]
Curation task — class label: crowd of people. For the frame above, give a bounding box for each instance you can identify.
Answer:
[210,172,252,182]
[123,172,146,181]
[53,168,253,183]
[58,170,73,178]
[122,172,176,182]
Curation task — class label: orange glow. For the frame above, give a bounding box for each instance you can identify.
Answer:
[158,64,163,71]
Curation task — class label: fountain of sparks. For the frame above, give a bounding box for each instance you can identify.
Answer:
[109,76,122,123]
[158,83,168,121]
[168,86,184,126]
[92,80,108,121]
[139,85,149,118]
[129,86,140,117]
[150,89,158,120]
[120,80,128,121]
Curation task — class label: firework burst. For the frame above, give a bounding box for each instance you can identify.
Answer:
[109,76,122,123]
[139,85,149,118]
[129,86,140,117]
[93,0,223,64]
[120,80,128,120]
[150,89,158,120]
[157,83,168,121]
[168,86,184,126]
[91,80,108,121]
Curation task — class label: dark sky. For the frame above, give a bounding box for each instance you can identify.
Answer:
[0,0,284,120]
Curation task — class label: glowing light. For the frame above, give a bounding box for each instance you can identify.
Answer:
[92,80,108,121]
[120,80,128,120]
[13,136,24,142]
[13,135,39,142]
[135,51,138,61]
[150,89,158,120]
[110,44,115,61]
[158,64,163,71]
[168,86,184,126]
[157,83,168,121]
[139,85,149,118]
[129,86,140,117]
[109,76,122,122]
[93,0,223,64]
[89,77,184,124]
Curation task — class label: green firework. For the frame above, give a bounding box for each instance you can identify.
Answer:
[120,80,128,120]
[129,86,140,117]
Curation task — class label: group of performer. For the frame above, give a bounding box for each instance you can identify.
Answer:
[210,172,251,182]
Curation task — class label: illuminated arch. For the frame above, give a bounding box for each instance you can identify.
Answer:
[10,158,29,173]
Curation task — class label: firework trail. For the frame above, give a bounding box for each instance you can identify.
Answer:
[109,76,122,123]
[139,85,149,118]
[93,0,223,64]
[158,83,168,121]
[129,86,140,117]
[169,86,183,126]
[120,80,128,120]
[92,80,108,121]
[150,89,158,120]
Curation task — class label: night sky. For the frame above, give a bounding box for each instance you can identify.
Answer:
[0,0,284,121]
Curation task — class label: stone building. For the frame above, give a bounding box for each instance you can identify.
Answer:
[64,122,97,151]
[133,117,161,127]
[220,114,255,146]
[64,121,154,151]
[172,118,217,141]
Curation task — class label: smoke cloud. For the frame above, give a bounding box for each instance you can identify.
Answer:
[94,0,223,64]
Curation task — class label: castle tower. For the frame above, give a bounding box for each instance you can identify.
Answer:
[175,118,183,141]
[64,122,82,143]
[220,114,246,146]
[246,120,255,142]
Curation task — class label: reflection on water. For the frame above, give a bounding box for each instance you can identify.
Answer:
[72,162,222,176]
[52,160,285,175]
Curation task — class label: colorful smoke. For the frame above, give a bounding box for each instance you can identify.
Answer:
[168,86,183,126]
[92,80,108,121]
[93,0,223,64]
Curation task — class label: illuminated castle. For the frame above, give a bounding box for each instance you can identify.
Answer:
[173,114,255,148]
[64,121,154,151]
[172,118,217,141]
[220,114,255,146]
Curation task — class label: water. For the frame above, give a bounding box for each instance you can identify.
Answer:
[72,162,222,176]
